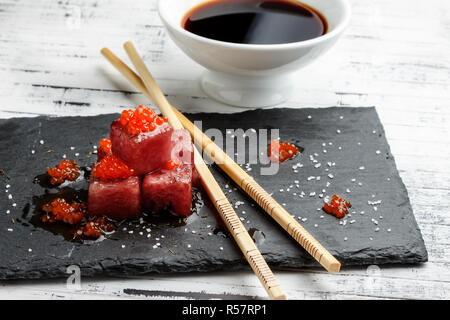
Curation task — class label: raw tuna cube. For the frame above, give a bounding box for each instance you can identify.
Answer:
[110,120,173,175]
[142,164,193,217]
[88,176,142,220]
[171,129,194,165]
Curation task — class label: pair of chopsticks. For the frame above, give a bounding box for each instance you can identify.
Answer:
[101,42,341,299]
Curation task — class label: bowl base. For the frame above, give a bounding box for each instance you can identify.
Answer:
[200,71,293,108]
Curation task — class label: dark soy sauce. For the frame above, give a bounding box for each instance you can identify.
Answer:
[182,0,328,45]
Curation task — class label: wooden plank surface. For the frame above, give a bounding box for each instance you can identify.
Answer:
[0,0,449,299]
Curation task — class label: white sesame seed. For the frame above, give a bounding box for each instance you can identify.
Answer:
[31,150,35,154]
[359,166,365,170]
[39,140,44,145]
[337,129,341,134]
[8,194,12,199]
[12,203,16,207]
[219,247,224,251]
[121,245,125,248]
[75,153,80,157]
[28,248,32,252]
[328,174,334,179]
[7,228,13,232]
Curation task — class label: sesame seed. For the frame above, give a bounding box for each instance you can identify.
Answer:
[337,129,341,134]
[219,247,224,251]
[328,174,334,179]
[31,150,35,154]
[7,228,13,232]
[28,248,32,252]
[121,245,125,248]
[8,194,12,199]
[187,244,191,248]
[359,166,365,170]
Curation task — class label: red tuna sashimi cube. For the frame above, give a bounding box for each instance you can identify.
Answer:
[171,129,194,165]
[110,120,173,175]
[142,164,193,217]
[88,176,142,220]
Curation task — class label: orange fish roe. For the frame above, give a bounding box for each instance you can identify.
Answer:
[41,198,86,225]
[99,138,112,154]
[269,140,300,163]
[92,154,135,181]
[47,160,80,185]
[323,194,352,219]
[119,105,168,135]
[164,159,180,171]
[74,216,115,239]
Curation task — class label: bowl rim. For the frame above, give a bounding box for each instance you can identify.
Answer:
[158,0,352,51]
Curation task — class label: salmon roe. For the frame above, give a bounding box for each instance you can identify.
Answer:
[74,216,115,239]
[269,140,300,163]
[119,105,168,135]
[99,138,112,154]
[164,159,180,171]
[47,160,80,185]
[92,154,135,181]
[42,198,86,225]
[323,195,352,219]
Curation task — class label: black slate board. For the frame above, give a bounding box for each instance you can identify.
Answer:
[0,107,427,280]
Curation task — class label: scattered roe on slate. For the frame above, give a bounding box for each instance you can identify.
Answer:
[119,105,168,135]
[75,216,115,239]
[47,159,80,185]
[269,139,300,163]
[92,154,135,181]
[323,195,352,219]
[42,198,86,225]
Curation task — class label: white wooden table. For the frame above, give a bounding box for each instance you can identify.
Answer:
[0,0,449,300]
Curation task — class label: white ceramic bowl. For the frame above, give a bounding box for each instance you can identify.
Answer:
[158,0,351,108]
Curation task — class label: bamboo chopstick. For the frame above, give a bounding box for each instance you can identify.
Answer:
[100,47,341,273]
[119,42,287,300]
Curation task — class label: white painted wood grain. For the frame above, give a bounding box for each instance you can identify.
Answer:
[0,0,449,300]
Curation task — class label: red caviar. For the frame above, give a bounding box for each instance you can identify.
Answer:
[48,160,80,185]
[269,140,299,163]
[92,154,135,181]
[119,105,168,135]
[99,138,112,154]
[323,195,352,219]
[41,198,86,225]
[164,159,180,171]
[74,216,115,239]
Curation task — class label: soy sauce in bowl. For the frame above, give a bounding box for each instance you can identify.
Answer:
[182,0,328,45]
